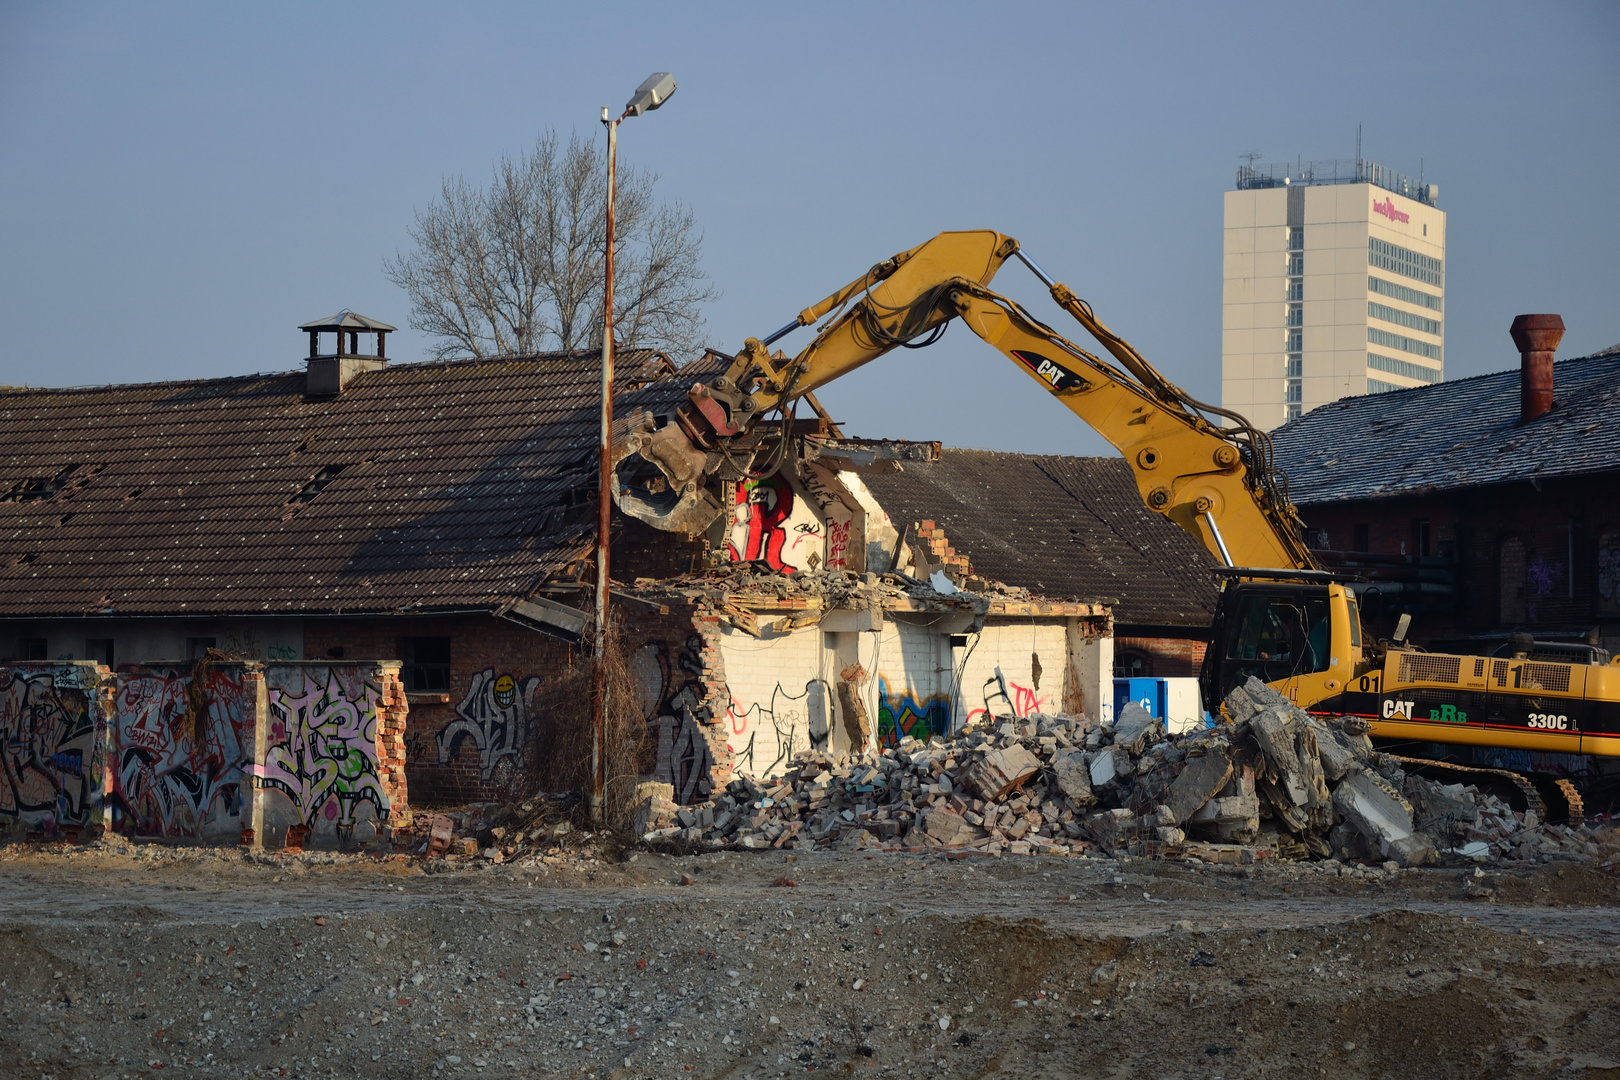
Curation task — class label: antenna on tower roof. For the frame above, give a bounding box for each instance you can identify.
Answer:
[1356,124,1362,163]
[1240,150,1263,167]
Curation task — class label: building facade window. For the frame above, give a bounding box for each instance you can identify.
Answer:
[1368,377,1404,394]
[1369,275,1442,311]
[186,637,216,661]
[1286,330,1303,352]
[1285,380,1303,403]
[13,637,47,662]
[1369,237,1443,286]
[1368,327,1441,360]
[1353,524,1370,552]
[85,638,114,666]
[1114,651,1151,678]
[1499,537,1527,624]
[1286,302,1304,327]
[1369,301,1442,337]
[1286,226,1304,251]
[1368,352,1440,383]
[1287,278,1303,301]
[403,636,452,691]
[1286,354,1302,378]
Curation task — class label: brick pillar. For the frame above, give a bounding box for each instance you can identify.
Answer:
[371,662,412,827]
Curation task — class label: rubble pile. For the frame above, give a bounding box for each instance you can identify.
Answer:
[637,676,1603,867]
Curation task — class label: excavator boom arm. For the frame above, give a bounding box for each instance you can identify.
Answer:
[613,230,1317,572]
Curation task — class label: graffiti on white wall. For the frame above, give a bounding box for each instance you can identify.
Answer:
[727,473,827,574]
[727,679,830,779]
[435,668,540,781]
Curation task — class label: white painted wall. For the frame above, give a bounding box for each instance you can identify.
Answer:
[716,609,1111,780]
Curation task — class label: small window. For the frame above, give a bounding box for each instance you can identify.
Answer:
[1285,302,1303,328]
[1287,226,1304,251]
[1286,253,1304,276]
[1114,651,1151,679]
[1285,355,1302,378]
[1286,403,1302,421]
[948,635,970,649]
[1286,330,1303,353]
[187,637,216,661]
[403,636,452,691]
[85,638,114,666]
[1286,278,1303,301]
[14,637,47,662]
[1285,379,1303,404]
[1415,520,1432,558]
[1353,524,1370,552]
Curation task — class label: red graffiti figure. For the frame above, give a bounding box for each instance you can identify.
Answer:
[727,474,795,573]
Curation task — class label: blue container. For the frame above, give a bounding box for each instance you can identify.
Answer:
[1114,677,1167,723]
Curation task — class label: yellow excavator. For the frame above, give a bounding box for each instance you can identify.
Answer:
[611,230,1610,818]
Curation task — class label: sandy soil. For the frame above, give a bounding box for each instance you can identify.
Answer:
[2,840,1619,1080]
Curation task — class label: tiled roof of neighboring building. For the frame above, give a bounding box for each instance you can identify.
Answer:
[860,450,1218,628]
[1271,348,1620,506]
[0,350,710,618]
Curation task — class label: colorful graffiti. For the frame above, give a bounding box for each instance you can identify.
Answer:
[826,516,852,571]
[727,679,830,778]
[112,666,251,837]
[874,676,951,747]
[964,666,1053,726]
[728,473,796,571]
[435,668,539,781]
[0,667,102,831]
[254,666,388,832]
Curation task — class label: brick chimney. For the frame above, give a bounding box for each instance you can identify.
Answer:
[1509,313,1564,423]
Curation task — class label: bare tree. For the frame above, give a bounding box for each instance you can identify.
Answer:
[384,130,718,360]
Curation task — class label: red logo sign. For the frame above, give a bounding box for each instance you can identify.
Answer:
[1373,196,1411,224]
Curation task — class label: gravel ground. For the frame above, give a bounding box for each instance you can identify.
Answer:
[3,838,1619,1080]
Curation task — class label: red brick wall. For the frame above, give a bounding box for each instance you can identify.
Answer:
[1114,634,1208,678]
[1298,472,1620,646]
[305,615,575,806]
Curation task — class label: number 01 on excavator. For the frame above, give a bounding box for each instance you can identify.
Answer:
[610,230,1611,818]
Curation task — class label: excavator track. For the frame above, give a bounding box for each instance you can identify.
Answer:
[1386,755,1550,821]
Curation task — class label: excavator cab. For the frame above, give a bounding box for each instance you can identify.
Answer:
[1199,571,1365,716]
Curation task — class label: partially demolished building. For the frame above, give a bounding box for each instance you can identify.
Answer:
[0,319,1218,836]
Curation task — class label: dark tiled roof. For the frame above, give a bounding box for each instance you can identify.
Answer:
[1272,349,1620,506]
[0,350,705,618]
[860,450,1218,628]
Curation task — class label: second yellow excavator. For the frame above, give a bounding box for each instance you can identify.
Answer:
[611,230,1612,816]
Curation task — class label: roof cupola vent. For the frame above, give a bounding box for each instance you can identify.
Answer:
[299,310,396,395]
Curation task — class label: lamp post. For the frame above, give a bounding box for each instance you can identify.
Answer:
[591,71,677,826]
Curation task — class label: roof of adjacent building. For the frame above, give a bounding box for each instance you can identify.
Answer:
[859,450,1218,628]
[0,350,705,618]
[1271,348,1620,506]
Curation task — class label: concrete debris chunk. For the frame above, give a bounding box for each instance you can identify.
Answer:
[962,744,1041,801]
[1162,746,1234,825]
[1050,750,1096,806]
[1111,701,1162,755]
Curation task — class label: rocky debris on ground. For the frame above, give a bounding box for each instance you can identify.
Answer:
[637,676,1613,867]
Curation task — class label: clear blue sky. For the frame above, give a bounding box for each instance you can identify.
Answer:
[2,2,1615,455]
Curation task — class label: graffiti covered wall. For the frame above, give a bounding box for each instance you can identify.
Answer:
[0,664,109,834]
[256,663,407,842]
[726,472,828,574]
[0,660,408,847]
[110,663,254,840]
[434,668,540,783]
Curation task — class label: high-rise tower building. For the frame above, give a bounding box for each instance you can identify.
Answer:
[1222,158,1444,429]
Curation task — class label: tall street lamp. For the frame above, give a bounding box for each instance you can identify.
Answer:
[592,71,677,825]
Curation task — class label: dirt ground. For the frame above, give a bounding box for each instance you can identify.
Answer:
[3,839,1619,1080]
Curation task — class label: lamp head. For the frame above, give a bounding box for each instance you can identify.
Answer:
[624,72,676,118]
